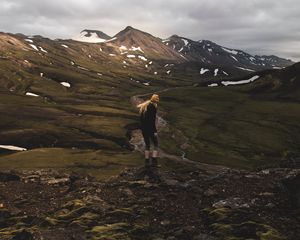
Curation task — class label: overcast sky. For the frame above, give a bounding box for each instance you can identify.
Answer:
[1,0,299,61]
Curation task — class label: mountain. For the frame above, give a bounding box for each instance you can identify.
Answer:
[109,26,184,61]
[164,35,293,72]
[72,29,111,43]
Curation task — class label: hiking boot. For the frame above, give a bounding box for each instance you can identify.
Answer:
[151,158,159,168]
[144,158,150,168]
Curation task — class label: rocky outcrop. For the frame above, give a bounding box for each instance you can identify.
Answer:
[0,167,299,239]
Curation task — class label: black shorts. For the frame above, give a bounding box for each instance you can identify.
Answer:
[141,130,158,150]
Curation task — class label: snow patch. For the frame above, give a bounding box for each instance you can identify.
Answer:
[222,47,238,55]
[29,44,39,51]
[182,39,189,46]
[39,46,48,53]
[25,39,33,43]
[73,31,107,43]
[0,145,27,151]
[138,56,147,61]
[154,72,158,75]
[61,44,69,48]
[77,66,89,71]
[236,66,255,72]
[130,46,144,53]
[109,54,116,56]
[40,73,44,77]
[60,82,71,88]
[230,55,238,62]
[200,68,209,74]
[26,92,39,97]
[119,46,128,51]
[222,75,260,86]
[222,71,229,76]
[105,37,117,43]
[208,83,218,87]
[214,69,219,76]
[166,70,171,74]
[179,54,187,60]
[127,55,136,58]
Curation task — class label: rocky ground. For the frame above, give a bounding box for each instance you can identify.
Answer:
[0,165,299,240]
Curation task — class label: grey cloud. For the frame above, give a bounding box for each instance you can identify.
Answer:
[0,0,299,61]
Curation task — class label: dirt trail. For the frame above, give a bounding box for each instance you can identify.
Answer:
[129,88,228,173]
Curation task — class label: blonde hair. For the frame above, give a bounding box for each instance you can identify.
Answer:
[137,94,159,114]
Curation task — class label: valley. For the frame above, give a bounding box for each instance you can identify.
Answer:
[0,26,299,239]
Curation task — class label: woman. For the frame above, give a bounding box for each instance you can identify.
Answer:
[137,94,160,168]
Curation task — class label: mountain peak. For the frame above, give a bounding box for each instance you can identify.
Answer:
[124,26,134,31]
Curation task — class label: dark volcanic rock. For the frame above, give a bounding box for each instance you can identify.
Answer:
[282,172,300,208]
[0,171,20,182]
[12,230,33,240]
[0,168,299,239]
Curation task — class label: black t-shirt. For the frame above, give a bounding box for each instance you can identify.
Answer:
[140,102,157,133]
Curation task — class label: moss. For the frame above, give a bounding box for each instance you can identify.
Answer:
[89,223,131,240]
[209,207,232,222]
[0,226,37,238]
[211,223,233,236]
[210,219,285,240]
[107,208,134,218]
[70,212,101,228]
[63,199,85,209]
[257,225,286,240]
[88,222,149,240]
[45,217,61,226]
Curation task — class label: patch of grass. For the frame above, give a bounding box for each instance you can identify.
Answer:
[0,148,142,180]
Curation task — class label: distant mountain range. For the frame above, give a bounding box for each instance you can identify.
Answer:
[0,25,296,94]
[71,26,294,76]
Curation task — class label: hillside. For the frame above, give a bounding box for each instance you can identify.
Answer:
[156,62,300,169]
